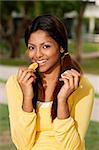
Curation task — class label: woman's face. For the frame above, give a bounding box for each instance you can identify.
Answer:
[27,30,61,73]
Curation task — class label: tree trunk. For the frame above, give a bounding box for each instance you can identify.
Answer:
[9,37,20,58]
[10,17,30,58]
[75,2,87,62]
[0,3,32,58]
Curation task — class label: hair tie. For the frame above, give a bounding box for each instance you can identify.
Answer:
[64,52,69,56]
[61,52,69,59]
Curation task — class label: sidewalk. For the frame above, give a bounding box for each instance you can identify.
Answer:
[91,98,99,122]
[0,65,99,121]
[0,65,19,80]
[82,51,99,59]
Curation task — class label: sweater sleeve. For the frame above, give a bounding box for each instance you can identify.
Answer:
[53,117,81,150]
[6,75,37,150]
[53,77,94,150]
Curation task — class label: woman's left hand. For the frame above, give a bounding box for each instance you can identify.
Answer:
[57,69,81,103]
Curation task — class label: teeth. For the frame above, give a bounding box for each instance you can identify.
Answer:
[37,60,47,64]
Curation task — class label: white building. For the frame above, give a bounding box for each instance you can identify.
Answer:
[64,1,99,42]
[84,3,99,42]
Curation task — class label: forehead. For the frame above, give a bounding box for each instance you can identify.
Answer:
[28,30,52,42]
[28,29,60,47]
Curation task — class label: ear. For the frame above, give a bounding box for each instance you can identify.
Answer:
[60,47,65,53]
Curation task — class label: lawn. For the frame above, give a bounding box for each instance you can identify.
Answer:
[0,104,99,150]
[68,40,99,54]
[80,58,99,75]
[0,104,16,150]
[85,121,99,150]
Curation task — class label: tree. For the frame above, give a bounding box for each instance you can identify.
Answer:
[74,1,88,61]
[0,0,88,59]
[0,1,41,58]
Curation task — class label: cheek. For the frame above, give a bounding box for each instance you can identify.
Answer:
[28,51,35,59]
[49,50,60,60]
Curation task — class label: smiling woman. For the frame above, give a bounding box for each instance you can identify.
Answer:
[6,14,94,150]
[27,29,61,73]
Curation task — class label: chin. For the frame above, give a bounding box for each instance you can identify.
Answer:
[38,67,49,73]
[38,65,56,74]
[38,60,60,74]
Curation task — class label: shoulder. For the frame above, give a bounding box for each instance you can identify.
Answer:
[6,74,23,100]
[6,74,20,92]
[68,76,94,115]
[6,75,18,87]
[70,75,94,102]
[79,76,94,94]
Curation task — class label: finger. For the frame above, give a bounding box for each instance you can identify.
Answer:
[70,69,81,76]
[62,70,80,88]
[27,77,36,85]
[63,71,79,90]
[59,77,69,87]
[62,69,80,78]
[73,75,79,89]
[23,72,36,83]
[61,74,74,89]
[59,78,69,92]
[70,69,80,89]
[19,69,29,82]
[17,67,27,80]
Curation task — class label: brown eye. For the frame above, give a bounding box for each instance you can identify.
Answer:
[28,46,34,50]
[43,45,50,49]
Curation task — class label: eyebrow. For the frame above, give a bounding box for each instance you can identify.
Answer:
[28,41,53,46]
[28,43,35,46]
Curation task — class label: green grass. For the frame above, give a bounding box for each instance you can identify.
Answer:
[80,58,99,75]
[0,58,28,66]
[82,42,99,53]
[0,104,10,133]
[68,40,99,54]
[0,104,16,150]
[85,121,99,150]
[0,144,16,150]
[0,79,6,84]
[95,93,99,98]
[0,104,99,150]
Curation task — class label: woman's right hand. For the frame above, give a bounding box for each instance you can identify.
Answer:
[17,67,36,112]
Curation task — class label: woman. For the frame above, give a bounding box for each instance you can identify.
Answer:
[6,15,94,150]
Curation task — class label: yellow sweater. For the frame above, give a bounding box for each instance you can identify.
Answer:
[6,75,94,150]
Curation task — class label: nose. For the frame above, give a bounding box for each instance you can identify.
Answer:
[35,48,43,59]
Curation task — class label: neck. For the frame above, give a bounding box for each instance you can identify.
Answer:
[38,62,61,102]
[41,63,61,83]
